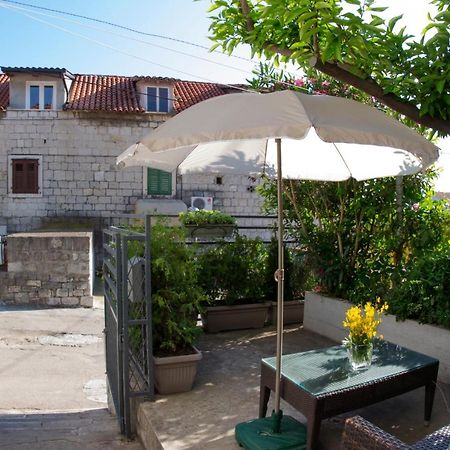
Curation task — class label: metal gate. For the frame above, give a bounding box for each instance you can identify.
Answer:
[103,218,154,438]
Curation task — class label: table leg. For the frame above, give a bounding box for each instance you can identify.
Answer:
[259,384,271,418]
[424,381,436,424]
[306,408,322,450]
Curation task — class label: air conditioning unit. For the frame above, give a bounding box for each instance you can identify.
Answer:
[191,196,213,210]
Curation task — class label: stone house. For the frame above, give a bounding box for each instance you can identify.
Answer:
[0,67,269,249]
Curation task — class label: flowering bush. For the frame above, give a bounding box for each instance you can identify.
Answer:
[343,300,388,347]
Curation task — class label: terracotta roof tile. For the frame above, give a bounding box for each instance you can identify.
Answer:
[1,67,67,75]
[173,81,227,112]
[65,75,144,112]
[0,71,232,113]
[0,74,9,111]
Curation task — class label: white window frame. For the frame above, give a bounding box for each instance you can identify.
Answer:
[8,154,43,197]
[25,81,57,110]
[140,85,173,113]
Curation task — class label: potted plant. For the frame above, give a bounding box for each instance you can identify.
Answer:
[179,210,236,238]
[197,235,271,332]
[128,222,207,394]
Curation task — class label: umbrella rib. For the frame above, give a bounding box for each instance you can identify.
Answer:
[333,142,352,178]
[262,139,269,177]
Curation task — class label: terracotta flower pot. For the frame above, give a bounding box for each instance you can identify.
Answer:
[153,347,202,394]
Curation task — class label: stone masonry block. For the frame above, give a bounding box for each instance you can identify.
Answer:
[47,298,61,306]
[56,288,69,297]
[61,297,80,306]
[8,286,20,293]
[80,296,93,307]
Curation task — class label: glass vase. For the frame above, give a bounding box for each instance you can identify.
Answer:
[347,342,373,370]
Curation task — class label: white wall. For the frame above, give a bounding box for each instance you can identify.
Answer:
[304,292,450,383]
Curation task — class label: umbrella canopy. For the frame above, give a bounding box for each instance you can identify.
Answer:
[117,90,440,438]
[117,90,438,181]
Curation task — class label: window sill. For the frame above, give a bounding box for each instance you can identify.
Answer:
[8,192,43,198]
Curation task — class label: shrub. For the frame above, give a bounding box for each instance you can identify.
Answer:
[127,222,207,356]
[197,235,268,305]
[179,210,236,226]
[258,169,450,329]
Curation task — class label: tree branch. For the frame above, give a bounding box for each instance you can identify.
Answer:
[239,0,255,32]
[313,60,450,135]
[236,1,450,134]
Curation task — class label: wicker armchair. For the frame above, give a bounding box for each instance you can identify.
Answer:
[342,416,450,450]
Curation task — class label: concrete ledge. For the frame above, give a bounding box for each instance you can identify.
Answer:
[304,292,450,383]
[137,404,164,450]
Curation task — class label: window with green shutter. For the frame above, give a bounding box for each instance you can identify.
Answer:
[147,168,172,195]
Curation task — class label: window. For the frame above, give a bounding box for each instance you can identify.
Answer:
[147,168,172,195]
[8,156,42,196]
[26,82,56,110]
[146,86,170,113]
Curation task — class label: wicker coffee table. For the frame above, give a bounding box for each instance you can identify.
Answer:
[259,340,439,450]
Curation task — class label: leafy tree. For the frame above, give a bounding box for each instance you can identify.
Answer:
[208,0,450,136]
[258,168,450,303]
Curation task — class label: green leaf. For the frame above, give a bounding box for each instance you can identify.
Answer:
[315,1,332,9]
[344,0,360,4]
[208,42,222,52]
[436,79,446,94]
[207,1,226,13]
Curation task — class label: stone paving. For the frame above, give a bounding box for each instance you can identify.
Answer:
[0,303,142,449]
[138,325,450,449]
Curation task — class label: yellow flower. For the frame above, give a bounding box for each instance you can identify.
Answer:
[343,300,388,346]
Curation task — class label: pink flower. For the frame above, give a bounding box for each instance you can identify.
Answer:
[411,203,420,211]
[321,80,330,88]
[294,79,305,87]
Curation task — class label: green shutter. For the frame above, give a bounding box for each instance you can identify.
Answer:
[147,168,172,195]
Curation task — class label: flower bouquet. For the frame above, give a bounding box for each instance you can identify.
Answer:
[343,299,388,370]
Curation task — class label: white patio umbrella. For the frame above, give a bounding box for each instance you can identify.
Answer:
[117,90,439,447]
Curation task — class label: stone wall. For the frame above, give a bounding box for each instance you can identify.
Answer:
[0,110,161,232]
[0,110,271,238]
[0,231,93,307]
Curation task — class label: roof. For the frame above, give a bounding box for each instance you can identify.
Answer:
[66,75,143,113]
[173,81,227,112]
[0,74,9,111]
[1,66,67,75]
[66,75,228,113]
[0,70,232,113]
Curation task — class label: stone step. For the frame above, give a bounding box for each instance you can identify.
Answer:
[0,408,143,449]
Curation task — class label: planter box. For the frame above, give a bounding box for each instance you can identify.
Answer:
[202,302,271,333]
[267,300,304,325]
[304,291,450,383]
[153,347,202,395]
[184,224,236,239]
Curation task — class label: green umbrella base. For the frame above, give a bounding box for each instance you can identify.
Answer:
[235,412,307,450]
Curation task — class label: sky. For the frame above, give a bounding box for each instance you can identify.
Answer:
[0,0,449,190]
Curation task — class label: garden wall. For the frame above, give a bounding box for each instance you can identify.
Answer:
[304,292,450,383]
[0,231,93,307]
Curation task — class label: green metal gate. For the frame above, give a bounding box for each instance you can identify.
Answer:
[103,218,154,438]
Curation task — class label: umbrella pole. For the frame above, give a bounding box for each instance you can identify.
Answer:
[273,138,284,431]
[234,140,307,448]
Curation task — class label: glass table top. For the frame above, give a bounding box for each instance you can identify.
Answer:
[262,340,438,396]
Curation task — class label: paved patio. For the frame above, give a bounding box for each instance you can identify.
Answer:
[0,304,142,449]
[138,325,450,449]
